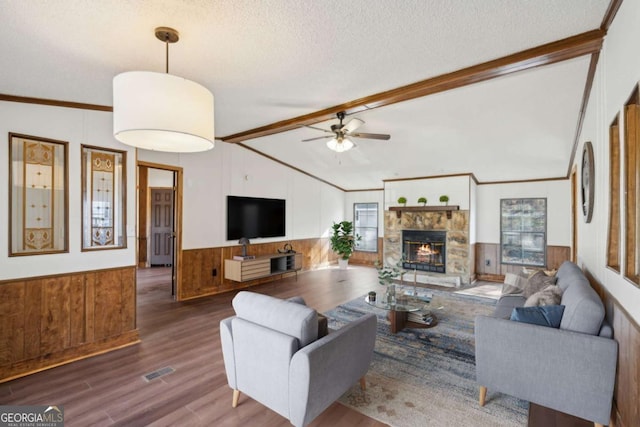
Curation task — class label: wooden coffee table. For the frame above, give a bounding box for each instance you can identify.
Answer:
[365,295,438,333]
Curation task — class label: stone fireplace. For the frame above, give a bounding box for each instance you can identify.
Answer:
[384,210,471,286]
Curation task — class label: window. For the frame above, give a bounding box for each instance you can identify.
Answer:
[9,133,68,256]
[500,198,546,267]
[607,115,621,272]
[81,145,127,250]
[354,203,378,252]
[624,86,639,285]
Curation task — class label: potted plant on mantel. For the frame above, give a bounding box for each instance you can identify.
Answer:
[418,197,427,206]
[330,221,360,269]
[439,195,449,205]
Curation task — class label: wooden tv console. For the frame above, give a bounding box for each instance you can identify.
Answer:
[224,252,302,282]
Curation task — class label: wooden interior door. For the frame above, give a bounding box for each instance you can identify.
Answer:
[150,188,174,267]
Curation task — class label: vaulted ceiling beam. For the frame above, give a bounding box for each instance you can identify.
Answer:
[221,29,605,144]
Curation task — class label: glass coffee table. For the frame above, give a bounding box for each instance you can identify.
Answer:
[365,292,440,333]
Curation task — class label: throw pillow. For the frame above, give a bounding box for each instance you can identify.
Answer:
[501,272,524,295]
[522,270,558,298]
[524,284,563,307]
[510,305,565,328]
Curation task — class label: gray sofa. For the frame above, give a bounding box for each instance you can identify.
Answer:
[220,291,377,427]
[475,261,618,427]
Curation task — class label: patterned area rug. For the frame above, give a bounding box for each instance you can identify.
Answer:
[323,289,527,427]
[454,282,503,300]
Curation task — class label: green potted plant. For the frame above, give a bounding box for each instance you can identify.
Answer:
[330,221,360,269]
[418,197,427,206]
[397,196,407,206]
[439,195,449,205]
[375,260,403,303]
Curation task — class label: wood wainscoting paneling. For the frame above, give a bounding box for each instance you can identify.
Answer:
[180,238,326,300]
[350,238,384,267]
[179,237,384,300]
[585,269,640,427]
[475,243,571,282]
[0,266,139,383]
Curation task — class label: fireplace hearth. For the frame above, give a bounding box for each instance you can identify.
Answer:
[402,230,446,273]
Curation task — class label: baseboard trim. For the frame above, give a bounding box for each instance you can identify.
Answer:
[476,273,505,282]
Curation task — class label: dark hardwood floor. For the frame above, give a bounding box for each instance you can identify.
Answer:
[0,266,388,426]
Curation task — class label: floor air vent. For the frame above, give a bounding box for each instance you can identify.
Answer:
[143,366,175,382]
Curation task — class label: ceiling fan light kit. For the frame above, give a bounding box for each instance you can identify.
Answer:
[326,136,354,152]
[303,111,390,153]
[113,27,215,153]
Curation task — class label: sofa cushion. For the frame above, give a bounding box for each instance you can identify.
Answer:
[493,295,527,319]
[555,261,585,292]
[510,305,565,328]
[501,273,524,295]
[524,285,563,307]
[232,291,318,347]
[558,276,604,335]
[522,271,558,298]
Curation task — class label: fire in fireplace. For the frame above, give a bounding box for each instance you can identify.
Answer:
[402,230,446,273]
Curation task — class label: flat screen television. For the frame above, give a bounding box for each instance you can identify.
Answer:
[227,196,286,240]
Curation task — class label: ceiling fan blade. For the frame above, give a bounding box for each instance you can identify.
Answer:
[350,132,391,140]
[342,118,364,133]
[303,125,334,133]
[302,135,334,142]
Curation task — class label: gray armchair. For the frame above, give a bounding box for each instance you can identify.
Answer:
[220,291,377,427]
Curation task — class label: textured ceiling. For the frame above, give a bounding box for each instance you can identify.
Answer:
[0,0,611,188]
[246,56,592,188]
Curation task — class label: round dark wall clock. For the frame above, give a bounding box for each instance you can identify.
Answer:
[581,141,595,223]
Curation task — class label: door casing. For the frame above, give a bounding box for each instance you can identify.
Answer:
[137,161,184,300]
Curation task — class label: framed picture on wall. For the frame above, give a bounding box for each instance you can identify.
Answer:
[9,133,69,256]
[581,141,595,223]
[81,145,127,251]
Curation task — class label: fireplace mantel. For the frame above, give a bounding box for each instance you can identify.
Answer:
[389,205,460,219]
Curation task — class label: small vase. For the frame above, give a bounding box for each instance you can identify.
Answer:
[385,284,396,304]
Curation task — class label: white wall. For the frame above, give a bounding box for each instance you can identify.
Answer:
[577,0,640,324]
[475,180,571,246]
[384,175,471,210]
[0,102,344,280]
[138,141,345,249]
[0,102,137,280]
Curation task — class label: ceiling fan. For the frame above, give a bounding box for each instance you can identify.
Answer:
[302,111,390,152]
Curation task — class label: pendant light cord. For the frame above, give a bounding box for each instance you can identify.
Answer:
[165,38,169,74]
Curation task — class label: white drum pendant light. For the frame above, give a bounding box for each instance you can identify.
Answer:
[113,27,214,153]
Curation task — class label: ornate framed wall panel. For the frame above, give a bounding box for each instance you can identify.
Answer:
[607,116,621,272]
[81,145,127,251]
[9,133,69,256]
[623,87,639,286]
